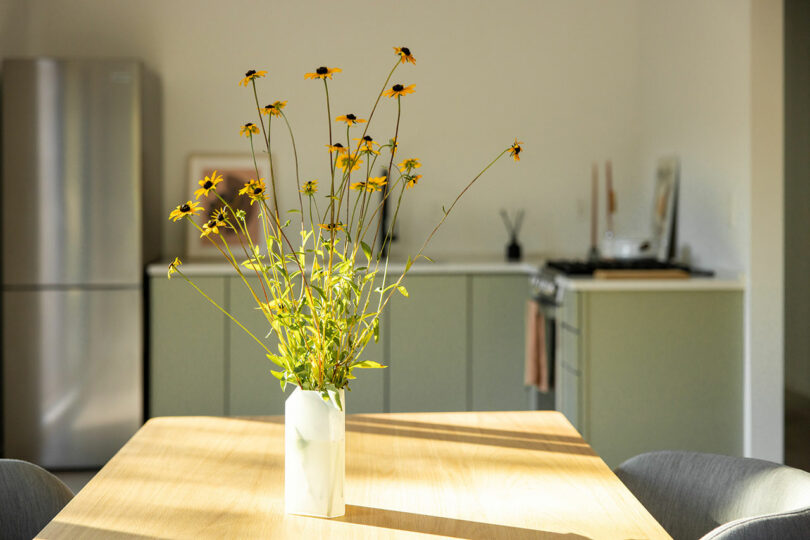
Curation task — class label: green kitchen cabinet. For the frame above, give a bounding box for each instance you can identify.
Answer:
[555,286,744,468]
[388,275,468,412]
[149,268,534,417]
[150,277,226,416]
[471,275,531,411]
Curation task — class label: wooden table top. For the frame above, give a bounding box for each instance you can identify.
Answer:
[38,411,670,539]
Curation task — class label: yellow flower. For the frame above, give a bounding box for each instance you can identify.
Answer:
[193,170,224,200]
[261,101,287,117]
[318,222,345,232]
[238,178,267,205]
[350,181,370,192]
[305,66,341,80]
[300,180,318,195]
[394,46,416,64]
[326,143,348,154]
[239,69,267,87]
[200,220,219,238]
[351,176,386,192]
[335,113,366,126]
[167,257,182,279]
[337,154,362,171]
[354,135,380,155]
[169,200,203,222]
[383,83,415,98]
[398,158,421,172]
[211,208,229,228]
[405,174,421,189]
[240,123,260,137]
[509,139,524,162]
[368,176,387,188]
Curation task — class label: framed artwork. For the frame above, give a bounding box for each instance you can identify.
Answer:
[185,154,271,259]
[650,156,679,261]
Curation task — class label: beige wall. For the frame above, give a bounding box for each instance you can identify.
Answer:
[0,0,30,57]
[636,0,751,272]
[14,0,644,261]
[747,0,784,463]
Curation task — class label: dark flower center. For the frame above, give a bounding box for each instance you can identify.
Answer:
[316,67,328,75]
[514,146,521,154]
[253,187,263,195]
[203,181,213,189]
[207,220,216,228]
[392,84,404,92]
[363,135,373,141]
[180,204,191,212]
[334,143,344,148]
[264,104,274,109]
[346,114,356,120]
[245,123,254,127]
[401,47,411,56]
[245,70,256,77]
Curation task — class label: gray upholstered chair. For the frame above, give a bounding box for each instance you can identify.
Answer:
[0,459,74,540]
[614,450,810,540]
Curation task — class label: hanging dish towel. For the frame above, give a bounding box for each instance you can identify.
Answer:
[524,300,549,392]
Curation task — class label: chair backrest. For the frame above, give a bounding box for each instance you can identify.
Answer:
[615,450,810,540]
[0,459,74,540]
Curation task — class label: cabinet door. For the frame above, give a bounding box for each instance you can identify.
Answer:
[150,277,225,416]
[389,275,467,412]
[471,275,530,411]
[555,323,583,432]
[585,290,743,468]
[227,277,286,416]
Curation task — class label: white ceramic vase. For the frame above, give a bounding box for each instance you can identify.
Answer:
[284,387,345,518]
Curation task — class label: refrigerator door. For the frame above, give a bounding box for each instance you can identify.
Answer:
[1,58,142,287]
[2,288,142,468]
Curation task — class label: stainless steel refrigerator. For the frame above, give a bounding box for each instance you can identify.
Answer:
[1,58,161,468]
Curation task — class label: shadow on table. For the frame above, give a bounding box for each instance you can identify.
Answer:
[330,504,592,539]
[35,521,157,539]
[343,417,594,456]
[248,414,594,455]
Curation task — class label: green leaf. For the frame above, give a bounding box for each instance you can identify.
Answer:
[405,255,413,272]
[397,285,409,297]
[311,285,326,299]
[352,359,386,369]
[361,241,372,262]
[270,369,285,380]
[266,354,285,368]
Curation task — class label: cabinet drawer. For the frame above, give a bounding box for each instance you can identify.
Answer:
[559,290,580,329]
[557,322,580,372]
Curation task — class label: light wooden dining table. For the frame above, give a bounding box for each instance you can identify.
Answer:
[37,411,670,539]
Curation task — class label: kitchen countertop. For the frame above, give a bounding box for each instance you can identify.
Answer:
[557,273,745,291]
[146,259,541,277]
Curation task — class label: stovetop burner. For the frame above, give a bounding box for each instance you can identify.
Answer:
[544,258,694,276]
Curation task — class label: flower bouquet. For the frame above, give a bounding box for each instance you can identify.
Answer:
[167,47,521,517]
